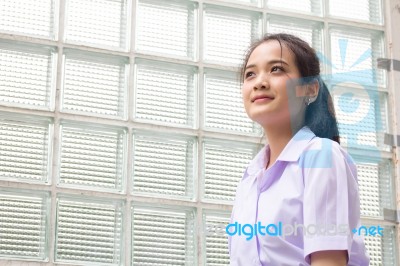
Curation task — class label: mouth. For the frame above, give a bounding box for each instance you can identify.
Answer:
[251,96,274,103]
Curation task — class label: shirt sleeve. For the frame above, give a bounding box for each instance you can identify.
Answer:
[299,138,360,264]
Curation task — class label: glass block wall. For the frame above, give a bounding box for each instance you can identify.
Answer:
[0,0,397,265]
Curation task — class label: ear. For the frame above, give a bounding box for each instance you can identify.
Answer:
[306,80,319,99]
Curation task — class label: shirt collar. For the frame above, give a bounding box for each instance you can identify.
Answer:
[245,126,316,177]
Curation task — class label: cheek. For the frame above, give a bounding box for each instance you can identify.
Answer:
[274,78,298,105]
[270,76,290,90]
[241,84,251,101]
[284,87,306,116]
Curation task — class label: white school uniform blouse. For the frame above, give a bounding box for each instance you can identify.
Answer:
[228,126,370,265]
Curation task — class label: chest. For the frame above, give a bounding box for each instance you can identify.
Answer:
[233,163,305,226]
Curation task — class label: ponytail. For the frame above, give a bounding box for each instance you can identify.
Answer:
[305,78,340,143]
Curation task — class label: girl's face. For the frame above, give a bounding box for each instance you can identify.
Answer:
[242,40,307,128]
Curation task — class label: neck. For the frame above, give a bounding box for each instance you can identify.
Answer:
[263,121,304,169]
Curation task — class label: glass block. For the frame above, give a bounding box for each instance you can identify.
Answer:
[267,0,322,15]
[133,130,195,199]
[330,86,387,151]
[355,158,394,218]
[61,50,128,119]
[266,15,323,52]
[136,0,197,59]
[217,0,261,7]
[329,0,383,24]
[329,26,385,87]
[0,41,56,110]
[203,139,259,202]
[203,5,262,66]
[0,112,52,183]
[132,205,196,265]
[65,0,129,49]
[133,59,196,127]
[203,211,230,266]
[0,0,55,38]
[0,189,49,260]
[55,196,123,265]
[376,162,394,216]
[364,225,397,266]
[204,69,260,134]
[58,121,127,192]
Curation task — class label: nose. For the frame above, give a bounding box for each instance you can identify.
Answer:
[254,74,269,90]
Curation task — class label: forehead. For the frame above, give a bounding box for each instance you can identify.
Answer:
[247,40,295,65]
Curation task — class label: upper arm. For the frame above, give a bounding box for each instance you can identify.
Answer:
[311,250,348,266]
[300,139,359,263]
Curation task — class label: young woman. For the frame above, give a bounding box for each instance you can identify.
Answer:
[228,33,369,265]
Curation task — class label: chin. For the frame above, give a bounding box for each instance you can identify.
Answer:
[251,113,290,127]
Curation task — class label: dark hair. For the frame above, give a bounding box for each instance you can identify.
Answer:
[241,33,340,143]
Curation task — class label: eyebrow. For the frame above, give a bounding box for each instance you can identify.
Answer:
[245,59,289,70]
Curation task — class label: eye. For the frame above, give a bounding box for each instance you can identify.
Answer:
[245,71,255,78]
[271,65,284,72]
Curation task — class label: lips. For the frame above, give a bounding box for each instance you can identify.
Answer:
[251,95,274,102]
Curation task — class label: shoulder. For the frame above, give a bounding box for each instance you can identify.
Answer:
[299,136,355,168]
[303,136,344,154]
[298,136,358,185]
